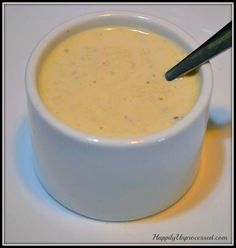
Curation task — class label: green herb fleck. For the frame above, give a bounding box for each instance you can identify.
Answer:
[173,116,180,120]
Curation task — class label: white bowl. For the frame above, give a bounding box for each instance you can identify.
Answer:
[25,11,213,221]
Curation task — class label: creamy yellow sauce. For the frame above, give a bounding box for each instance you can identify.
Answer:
[37,27,200,138]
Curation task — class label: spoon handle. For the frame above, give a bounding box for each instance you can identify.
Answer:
[165,21,232,81]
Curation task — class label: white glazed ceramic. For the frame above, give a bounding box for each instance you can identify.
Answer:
[25,11,213,221]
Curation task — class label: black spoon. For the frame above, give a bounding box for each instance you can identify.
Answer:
[165,21,232,81]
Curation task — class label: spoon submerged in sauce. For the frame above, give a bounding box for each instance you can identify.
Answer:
[165,21,232,81]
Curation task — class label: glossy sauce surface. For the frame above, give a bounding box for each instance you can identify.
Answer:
[38,27,200,138]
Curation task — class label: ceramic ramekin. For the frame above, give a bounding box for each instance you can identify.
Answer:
[25,11,213,221]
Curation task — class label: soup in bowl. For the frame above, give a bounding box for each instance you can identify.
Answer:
[26,11,213,221]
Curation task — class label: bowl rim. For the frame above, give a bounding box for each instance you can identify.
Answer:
[25,10,213,147]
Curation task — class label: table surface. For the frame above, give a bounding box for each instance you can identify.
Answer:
[4,3,232,244]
